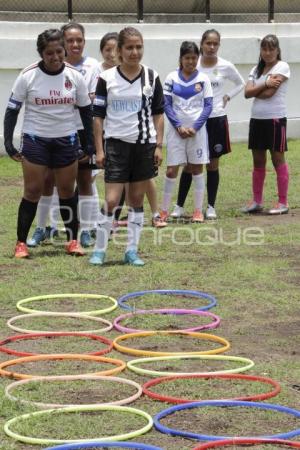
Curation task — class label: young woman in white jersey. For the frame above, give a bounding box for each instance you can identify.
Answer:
[242,34,290,215]
[3,29,93,258]
[27,23,99,249]
[160,41,213,223]
[90,27,164,266]
[171,29,245,220]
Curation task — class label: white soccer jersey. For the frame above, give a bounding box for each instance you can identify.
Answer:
[163,69,213,128]
[249,61,290,119]
[197,57,245,118]
[93,65,164,144]
[8,61,91,138]
[71,56,99,129]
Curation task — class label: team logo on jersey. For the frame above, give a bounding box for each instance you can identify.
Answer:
[64,76,73,91]
[194,83,202,92]
[143,85,153,98]
[214,144,223,154]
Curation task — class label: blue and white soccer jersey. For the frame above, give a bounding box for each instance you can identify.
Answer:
[164,69,213,166]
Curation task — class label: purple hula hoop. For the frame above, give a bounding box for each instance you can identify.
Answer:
[113,309,221,333]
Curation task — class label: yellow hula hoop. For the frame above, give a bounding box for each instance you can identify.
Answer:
[113,331,230,357]
[0,354,126,380]
[16,293,117,316]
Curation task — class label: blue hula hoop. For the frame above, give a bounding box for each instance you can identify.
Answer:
[43,442,163,449]
[154,400,300,441]
[118,290,217,312]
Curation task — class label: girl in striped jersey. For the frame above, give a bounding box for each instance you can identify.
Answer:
[90,27,164,266]
[3,29,94,258]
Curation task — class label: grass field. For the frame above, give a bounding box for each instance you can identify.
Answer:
[0,141,299,450]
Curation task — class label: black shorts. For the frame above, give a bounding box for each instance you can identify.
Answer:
[206,115,231,159]
[21,133,79,168]
[104,138,157,183]
[77,129,98,170]
[248,117,287,152]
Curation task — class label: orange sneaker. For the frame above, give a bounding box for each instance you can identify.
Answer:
[152,215,168,228]
[159,210,169,222]
[15,241,29,258]
[65,240,85,256]
[192,209,204,223]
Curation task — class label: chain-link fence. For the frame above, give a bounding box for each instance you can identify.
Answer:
[0,0,299,23]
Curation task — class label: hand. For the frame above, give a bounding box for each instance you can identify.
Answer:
[186,128,196,137]
[11,153,23,162]
[96,151,105,168]
[154,147,163,167]
[177,126,190,139]
[223,94,230,108]
[266,75,282,89]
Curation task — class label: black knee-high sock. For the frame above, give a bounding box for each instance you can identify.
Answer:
[114,188,126,221]
[17,198,38,243]
[207,170,219,207]
[59,196,79,241]
[177,171,192,207]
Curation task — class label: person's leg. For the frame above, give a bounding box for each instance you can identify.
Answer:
[270,150,289,214]
[161,166,179,220]
[175,167,192,210]
[77,168,94,247]
[206,158,219,219]
[188,163,205,223]
[145,178,167,228]
[16,159,48,257]
[242,149,266,213]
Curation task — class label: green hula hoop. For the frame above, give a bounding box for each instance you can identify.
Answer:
[4,404,153,445]
[16,294,117,316]
[127,354,255,377]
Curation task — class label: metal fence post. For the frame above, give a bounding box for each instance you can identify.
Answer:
[137,0,144,23]
[268,0,275,22]
[205,0,211,23]
[67,0,73,21]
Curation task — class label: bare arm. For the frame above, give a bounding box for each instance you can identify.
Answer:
[93,116,105,168]
[256,74,287,99]
[153,113,164,166]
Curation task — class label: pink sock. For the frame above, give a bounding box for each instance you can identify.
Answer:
[252,167,266,204]
[275,163,289,205]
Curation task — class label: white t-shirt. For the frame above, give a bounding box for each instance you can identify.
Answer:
[163,69,212,128]
[249,61,290,119]
[8,61,91,138]
[197,57,245,118]
[93,65,164,144]
[71,56,99,129]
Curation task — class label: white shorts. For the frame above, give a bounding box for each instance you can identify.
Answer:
[92,169,101,177]
[166,126,209,166]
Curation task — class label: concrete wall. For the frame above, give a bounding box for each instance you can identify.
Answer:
[1,22,300,153]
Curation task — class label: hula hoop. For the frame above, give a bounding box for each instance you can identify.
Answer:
[5,375,142,408]
[127,355,255,377]
[193,438,300,449]
[0,332,113,357]
[0,354,126,380]
[43,442,163,449]
[153,400,300,440]
[16,293,117,316]
[4,404,153,445]
[7,312,113,334]
[113,309,220,333]
[142,373,281,403]
[113,331,230,357]
[118,289,217,311]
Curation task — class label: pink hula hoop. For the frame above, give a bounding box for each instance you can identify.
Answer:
[113,309,220,333]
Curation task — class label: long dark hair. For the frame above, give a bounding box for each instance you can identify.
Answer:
[255,34,281,78]
[200,29,221,55]
[179,41,199,69]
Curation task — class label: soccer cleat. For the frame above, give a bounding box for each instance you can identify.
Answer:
[80,230,92,248]
[268,203,289,215]
[124,250,145,266]
[27,227,46,247]
[159,210,169,222]
[89,251,106,265]
[152,214,168,228]
[241,201,263,214]
[192,209,204,223]
[206,205,217,220]
[65,240,85,256]
[170,205,185,219]
[15,241,29,259]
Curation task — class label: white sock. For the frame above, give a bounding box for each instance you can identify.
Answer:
[94,209,113,252]
[193,173,205,211]
[36,196,52,229]
[126,209,144,253]
[161,177,176,211]
[78,195,94,232]
[91,182,100,229]
[50,187,60,230]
